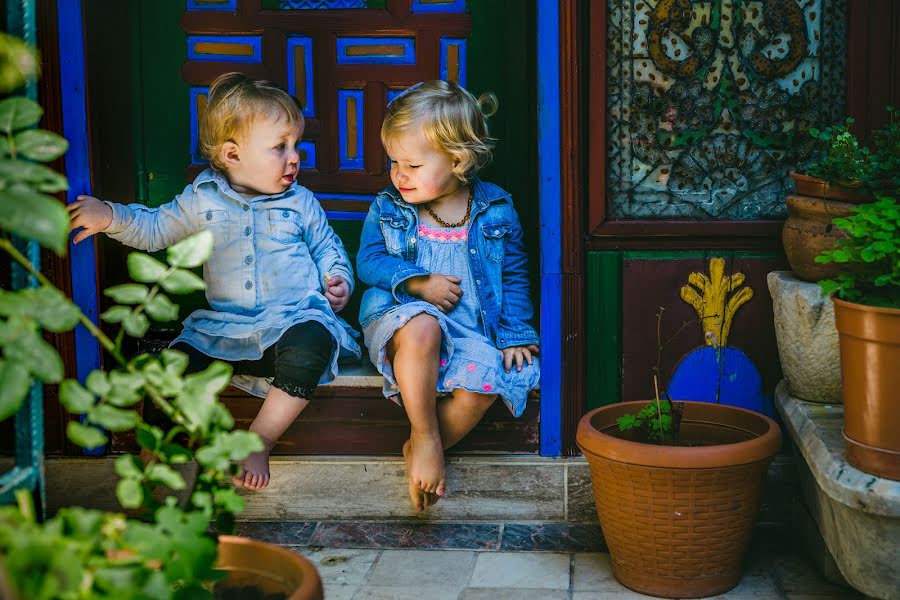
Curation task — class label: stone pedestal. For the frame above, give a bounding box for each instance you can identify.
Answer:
[775,382,900,600]
[768,271,841,403]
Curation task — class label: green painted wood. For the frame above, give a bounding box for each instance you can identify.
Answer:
[586,252,621,409]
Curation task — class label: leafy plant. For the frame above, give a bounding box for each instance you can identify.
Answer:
[0,35,261,600]
[816,196,900,309]
[803,118,870,185]
[867,106,900,196]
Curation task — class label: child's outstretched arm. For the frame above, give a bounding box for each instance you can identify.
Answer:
[496,203,540,350]
[302,194,355,312]
[357,197,429,303]
[68,186,199,252]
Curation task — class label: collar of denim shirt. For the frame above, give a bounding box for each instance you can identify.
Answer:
[194,167,298,203]
[380,176,509,213]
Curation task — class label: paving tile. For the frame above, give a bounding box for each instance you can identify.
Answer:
[294,547,378,585]
[461,588,569,599]
[572,552,620,591]
[319,583,359,600]
[469,552,570,589]
[234,520,317,545]
[366,549,475,588]
[784,595,865,600]
[354,585,461,600]
[308,521,500,550]
[501,522,605,552]
[572,593,667,600]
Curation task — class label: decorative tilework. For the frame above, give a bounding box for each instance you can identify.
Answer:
[500,523,606,553]
[308,521,502,550]
[235,520,318,545]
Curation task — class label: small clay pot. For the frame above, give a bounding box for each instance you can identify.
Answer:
[789,171,871,204]
[782,195,854,282]
[216,535,323,600]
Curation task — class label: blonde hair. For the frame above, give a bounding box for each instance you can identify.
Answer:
[199,72,304,172]
[381,80,497,183]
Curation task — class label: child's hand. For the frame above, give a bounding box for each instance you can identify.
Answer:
[67,195,113,244]
[501,344,539,372]
[405,274,463,313]
[324,274,350,312]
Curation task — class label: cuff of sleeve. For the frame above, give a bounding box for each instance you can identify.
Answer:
[327,266,355,296]
[391,266,429,303]
[104,201,131,235]
[495,326,540,349]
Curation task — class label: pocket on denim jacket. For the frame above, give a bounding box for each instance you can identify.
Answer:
[481,223,510,263]
[379,216,409,255]
[267,209,303,244]
[198,209,230,247]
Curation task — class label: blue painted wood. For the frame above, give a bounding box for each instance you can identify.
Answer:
[187,0,237,10]
[338,89,365,169]
[286,36,316,117]
[58,0,105,457]
[336,37,416,65]
[190,86,209,164]
[187,35,263,63]
[298,140,317,170]
[325,211,367,221]
[440,37,467,87]
[411,0,466,13]
[537,0,561,457]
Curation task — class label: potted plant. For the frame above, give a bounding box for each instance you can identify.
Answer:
[576,306,781,599]
[784,119,871,282]
[867,106,900,198]
[0,36,322,600]
[816,196,900,481]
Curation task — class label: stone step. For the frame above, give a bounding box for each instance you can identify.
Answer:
[36,454,596,522]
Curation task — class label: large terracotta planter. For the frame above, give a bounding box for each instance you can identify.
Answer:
[789,171,871,204]
[832,297,900,481]
[782,195,854,282]
[576,401,781,599]
[216,535,323,600]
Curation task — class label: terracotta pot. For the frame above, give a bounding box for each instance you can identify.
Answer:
[832,297,900,480]
[789,171,871,204]
[216,535,323,600]
[576,401,781,599]
[782,195,854,282]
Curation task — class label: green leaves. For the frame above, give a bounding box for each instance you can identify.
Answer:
[66,421,108,449]
[0,97,42,133]
[616,399,676,443]
[816,196,900,308]
[0,287,80,331]
[59,380,94,414]
[0,159,68,193]
[159,269,206,294]
[0,187,70,254]
[127,253,167,283]
[104,284,149,304]
[14,129,68,162]
[167,230,213,269]
[0,359,30,421]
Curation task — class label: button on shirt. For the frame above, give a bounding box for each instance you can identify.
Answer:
[103,168,361,370]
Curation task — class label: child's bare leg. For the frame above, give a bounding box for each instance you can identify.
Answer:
[387,314,444,509]
[235,387,310,490]
[436,390,497,450]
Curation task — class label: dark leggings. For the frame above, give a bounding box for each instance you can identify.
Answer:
[145,321,334,427]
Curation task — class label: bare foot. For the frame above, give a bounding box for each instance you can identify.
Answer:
[408,432,446,496]
[233,436,275,490]
[402,440,439,512]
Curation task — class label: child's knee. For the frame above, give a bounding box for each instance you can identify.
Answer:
[272,322,335,397]
[400,314,441,348]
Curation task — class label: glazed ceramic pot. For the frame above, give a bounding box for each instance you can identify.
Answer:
[782,194,854,282]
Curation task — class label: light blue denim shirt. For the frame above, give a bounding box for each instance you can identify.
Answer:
[357,178,539,349]
[105,168,360,394]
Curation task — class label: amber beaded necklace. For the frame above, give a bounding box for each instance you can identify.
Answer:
[425,187,473,228]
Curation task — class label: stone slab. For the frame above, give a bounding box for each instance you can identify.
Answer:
[775,382,900,600]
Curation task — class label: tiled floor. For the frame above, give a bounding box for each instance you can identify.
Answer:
[235,521,865,600]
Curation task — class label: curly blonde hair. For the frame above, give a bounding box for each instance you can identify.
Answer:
[199,72,304,172]
[381,80,497,183]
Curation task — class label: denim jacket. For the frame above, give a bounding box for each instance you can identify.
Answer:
[357,178,539,349]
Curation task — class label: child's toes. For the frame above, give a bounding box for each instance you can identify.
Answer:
[436,479,446,497]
